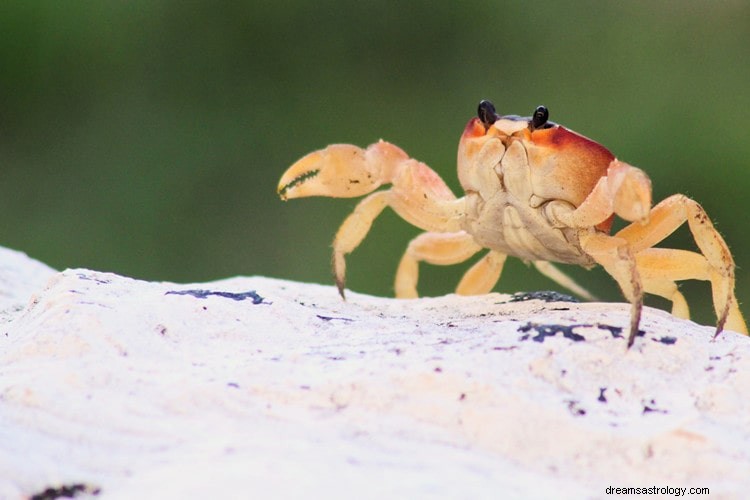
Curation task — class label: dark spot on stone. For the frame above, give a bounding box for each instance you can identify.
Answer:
[518,322,586,342]
[434,367,443,373]
[654,336,677,345]
[509,290,579,303]
[594,323,645,340]
[492,346,518,351]
[598,387,607,403]
[642,399,668,415]
[31,483,101,500]
[596,323,623,337]
[566,400,586,416]
[165,289,268,304]
[459,393,466,401]
[316,314,354,322]
[76,274,111,285]
[227,382,240,389]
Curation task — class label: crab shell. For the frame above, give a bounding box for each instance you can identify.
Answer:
[456,115,623,265]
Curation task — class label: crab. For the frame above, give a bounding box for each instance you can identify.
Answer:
[277,100,747,346]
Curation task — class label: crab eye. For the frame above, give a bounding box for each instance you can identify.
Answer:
[477,100,498,128]
[530,105,549,130]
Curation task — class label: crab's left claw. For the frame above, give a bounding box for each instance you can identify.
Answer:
[278,142,409,200]
[608,160,652,223]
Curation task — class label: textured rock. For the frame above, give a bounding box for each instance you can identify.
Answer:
[0,246,748,499]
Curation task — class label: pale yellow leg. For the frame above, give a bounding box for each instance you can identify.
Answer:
[395,231,483,298]
[579,232,643,347]
[532,261,597,301]
[456,251,507,296]
[635,248,747,334]
[641,278,690,320]
[615,194,745,336]
[332,191,389,297]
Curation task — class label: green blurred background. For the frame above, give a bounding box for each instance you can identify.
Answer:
[1,1,748,327]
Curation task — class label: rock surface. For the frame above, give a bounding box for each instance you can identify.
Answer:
[0,246,748,499]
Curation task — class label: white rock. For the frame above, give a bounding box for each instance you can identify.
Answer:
[0,246,748,499]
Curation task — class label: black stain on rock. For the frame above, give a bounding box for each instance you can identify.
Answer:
[518,322,586,342]
[76,273,111,285]
[492,345,518,352]
[518,322,641,343]
[598,387,608,403]
[642,398,668,415]
[165,289,268,304]
[654,336,677,345]
[566,399,587,416]
[508,291,579,303]
[316,314,354,322]
[31,483,100,500]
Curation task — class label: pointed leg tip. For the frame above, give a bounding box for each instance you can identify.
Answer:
[626,333,636,350]
[712,325,724,340]
[336,280,346,300]
[712,313,728,340]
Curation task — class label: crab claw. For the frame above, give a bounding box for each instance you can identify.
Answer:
[608,160,652,223]
[278,141,409,200]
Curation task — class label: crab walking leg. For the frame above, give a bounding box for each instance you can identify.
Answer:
[640,277,690,320]
[634,248,748,334]
[532,261,597,301]
[332,191,389,297]
[280,141,465,297]
[615,194,745,336]
[395,231,484,298]
[455,251,507,296]
[635,248,707,320]
[579,232,643,348]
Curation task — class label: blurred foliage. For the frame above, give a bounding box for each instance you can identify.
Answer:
[1,1,749,326]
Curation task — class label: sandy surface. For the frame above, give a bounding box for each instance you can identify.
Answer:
[0,246,748,499]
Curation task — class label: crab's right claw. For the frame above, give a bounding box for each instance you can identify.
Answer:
[278,142,408,200]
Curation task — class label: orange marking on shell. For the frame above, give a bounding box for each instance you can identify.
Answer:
[532,126,614,163]
[527,126,615,208]
[462,118,486,138]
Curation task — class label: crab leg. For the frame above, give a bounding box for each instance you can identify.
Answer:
[579,232,643,348]
[633,248,693,319]
[456,251,507,296]
[279,141,466,297]
[637,250,747,334]
[532,261,597,301]
[331,191,389,296]
[395,231,485,297]
[615,194,747,336]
